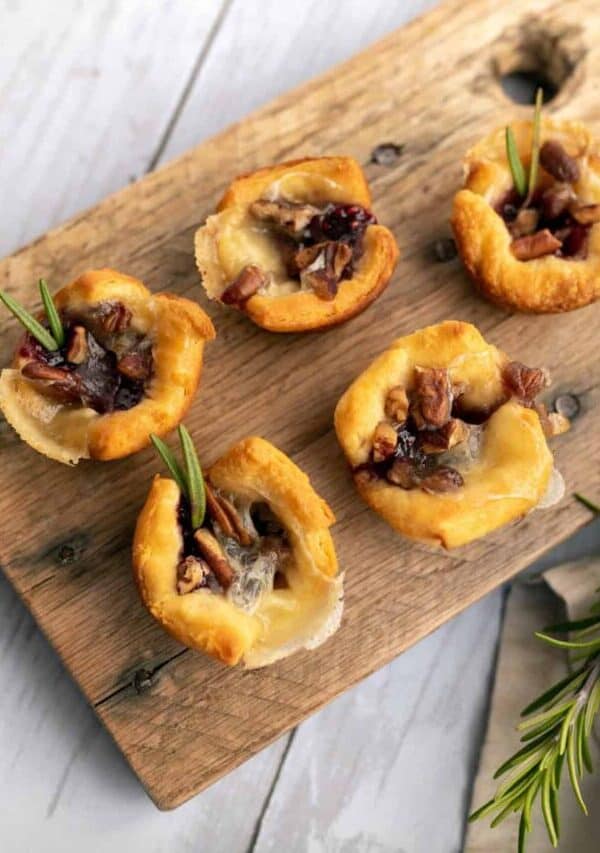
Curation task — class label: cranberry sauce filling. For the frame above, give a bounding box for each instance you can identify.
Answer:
[17,303,152,414]
[300,203,377,277]
[496,187,590,260]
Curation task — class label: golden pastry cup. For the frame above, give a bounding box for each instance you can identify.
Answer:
[334,321,555,548]
[452,118,600,313]
[0,269,215,464]
[133,436,343,667]
[195,156,399,332]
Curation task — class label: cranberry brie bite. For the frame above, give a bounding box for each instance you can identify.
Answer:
[334,321,568,548]
[133,429,343,667]
[452,108,600,313]
[0,269,215,464]
[194,156,399,331]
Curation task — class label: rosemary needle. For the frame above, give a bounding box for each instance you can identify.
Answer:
[178,424,206,530]
[525,87,544,205]
[505,126,527,197]
[0,289,59,351]
[150,434,188,497]
[39,278,65,347]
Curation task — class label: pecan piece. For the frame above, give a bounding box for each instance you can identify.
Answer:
[176,556,209,595]
[503,361,549,403]
[205,482,252,546]
[193,529,234,589]
[386,458,418,489]
[510,207,539,238]
[412,366,452,430]
[539,140,580,184]
[384,386,409,424]
[569,203,600,225]
[541,183,574,220]
[511,229,562,260]
[299,241,353,301]
[117,349,152,381]
[420,466,463,494]
[372,421,398,462]
[221,265,267,305]
[21,361,82,403]
[100,301,132,333]
[65,325,88,364]
[420,418,470,454]
[250,199,320,235]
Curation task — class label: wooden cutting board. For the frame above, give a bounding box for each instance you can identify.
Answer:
[1,0,598,810]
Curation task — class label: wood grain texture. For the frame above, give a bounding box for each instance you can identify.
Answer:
[1,0,599,809]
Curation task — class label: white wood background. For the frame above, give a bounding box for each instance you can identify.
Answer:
[1,2,599,851]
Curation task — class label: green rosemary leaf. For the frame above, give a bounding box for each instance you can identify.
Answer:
[558,703,577,755]
[525,87,544,203]
[553,750,565,791]
[505,126,527,196]
[494,737,546,779]
[567,725,588,815]
[581,723,594,773]
[575,711,586,777]
[541,615,600,635]
[584,679,600,736]
[150,434,188,496]
[0,289,59,351]
[521,666,587,715]
[549,782,560,842]
[520,717,562,743]
[523,777,541,832]
[178,424,206,530]
[518,699,574,732]
[468,797,497,824]
[540,770,558,846]
[575,493,600,514]
[535,632,600,651]
[38,279,65,347]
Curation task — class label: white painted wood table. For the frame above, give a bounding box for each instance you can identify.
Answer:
[1,3,599,851]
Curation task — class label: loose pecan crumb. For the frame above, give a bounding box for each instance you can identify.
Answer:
[193,529,234,589]
[420,418,470,454]
[65,326,88,364]
[372,421,398,462]
[221,265,268,305]
[503,361,550,403]
[539,140,580,184]
[384,386,409,423]
[541,183,574,220]
[117,349,152,381]
[299,241,352,301]
[250,199,320,235]
[412,366,453,429]
[510,207,539,238]
[420,466,463,494]
[386,458,418,489]
[511,229,562,260]
[569,203,600,225]
[99,301,132,334]
[176,556,209,595]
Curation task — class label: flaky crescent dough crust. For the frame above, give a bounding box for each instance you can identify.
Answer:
[195,156,399,332]
[132,437,343,667]
[0,269,215,464]
[334,321,554,548]
[452,118,600,313]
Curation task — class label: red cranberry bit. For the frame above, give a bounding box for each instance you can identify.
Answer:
[306,204,376,245]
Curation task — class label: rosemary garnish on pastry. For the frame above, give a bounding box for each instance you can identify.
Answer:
[150,425,206,529]
[0,281,63,351]
[505,87,543,199]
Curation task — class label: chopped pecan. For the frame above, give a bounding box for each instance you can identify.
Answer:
[372,421,398,462]
[541,183,574,220]
[420,466,464,494]
[99,301,132,334]
[510,207,539,238]
[193,529,234,589]
[249,199,320,235]
[299,241,353,301]
[503,361,549,403]
[420,418,470,454]
[221,265,267,305]
[205,482,253,546]
[511,229,562,260]
[539,140,580,184]
[21,361,82,403]
[386,458,418,489]
[117,349,152,381]
[384,386,409,423]
[569,203,600,225]
[412,366,452,430]
[176,556,209,595]
[65,325,88,364]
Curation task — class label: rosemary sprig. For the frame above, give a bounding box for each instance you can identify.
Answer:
[0,289,59,351]
[38,278,65,347]
[525,87,544,206]
[470,593,600,852]
[178,424,206,530]
[505,127,527,196]
[575,493,600,515]
[150,427,206,530]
